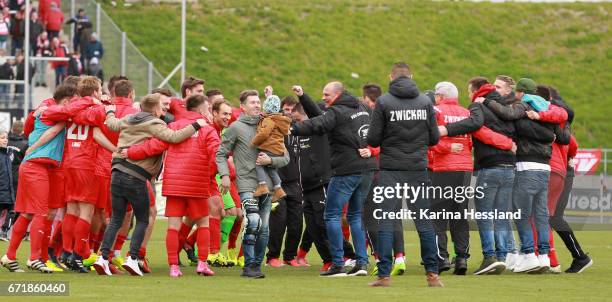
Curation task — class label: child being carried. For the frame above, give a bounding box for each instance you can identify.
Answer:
[251,94,291,202]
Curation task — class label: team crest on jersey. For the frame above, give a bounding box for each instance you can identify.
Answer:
[358,124,369,140]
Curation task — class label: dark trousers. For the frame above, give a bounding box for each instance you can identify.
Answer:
[550,172,586,259]
[375,170,438,277]
[363,171,404,257]
[301,185,332,263]
[0,203,16,232]
[100,170,150,260]
[266,181,303,261]
[431,171,471,260]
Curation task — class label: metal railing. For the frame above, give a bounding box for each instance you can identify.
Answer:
[60,0,177,97]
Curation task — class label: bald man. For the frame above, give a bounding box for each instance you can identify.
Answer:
[291,82,377,277]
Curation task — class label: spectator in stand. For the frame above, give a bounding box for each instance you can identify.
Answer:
[14,51,35,108]
[87,56,103,84]
[0,10,9,51]
[85,32,103,68]
[38,0,60,27]
[9,7,25,56]
[51,37,68,86]
[0,49,13,105]
[67,51,83,76]
[66,8,90,52]
[44,2,63,40]
[29,11,44,56]
[35,31,52,87]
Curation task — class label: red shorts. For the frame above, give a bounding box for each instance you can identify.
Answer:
[48,167,66,209]
[15,161,52,215]
[125,181,156,213]
[165,195,208,220]
[65,168,99,204]
[97,175,111,210]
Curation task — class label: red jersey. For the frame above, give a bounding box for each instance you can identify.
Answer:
[43,96,100,170]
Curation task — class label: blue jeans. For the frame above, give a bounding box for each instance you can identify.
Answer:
[513,170,550,254]
[324,171,373,266]
[375,170,438,276]
[240,192,272,267]
[474,167,516,260]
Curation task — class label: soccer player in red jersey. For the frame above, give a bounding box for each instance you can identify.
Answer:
[41,76,104,273]
[1,85,73,273]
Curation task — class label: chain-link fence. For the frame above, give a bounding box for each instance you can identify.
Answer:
[60,0,176,98]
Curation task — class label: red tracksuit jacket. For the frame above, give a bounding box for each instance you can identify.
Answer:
[429,98,514,172]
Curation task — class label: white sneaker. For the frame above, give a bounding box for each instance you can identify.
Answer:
[93,256,112,276]
[122,256,143,276]
[529,254,551,274]
[513,253,541,273]
[505,253,519,271]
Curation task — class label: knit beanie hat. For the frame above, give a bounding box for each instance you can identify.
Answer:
[263,95,281,114]
[516,78,537,94]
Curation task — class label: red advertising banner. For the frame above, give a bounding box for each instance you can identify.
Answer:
[573,149,602,175]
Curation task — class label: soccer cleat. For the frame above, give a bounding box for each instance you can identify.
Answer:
[473,256,505,275]
[0,230,8,241]
[122,256,143,276]
[1,255,24,272]
[266,258,284,268]
[83,253,98,267]
[216,253,229,267]
[368,276,391,287]
[108,263,123,275]
[93,257,112,276]
[505,253,519,271]
[565,256,593,274]
[237,255,245,268]
[391,261,406,276]
[185,248,198,266]
[196,260,215,276]
[296,257,311,267]
[427,272,444,287]
[347,263,368,276]
[207,253,219,266]
[59,251,71,269]
[320,262,332,273]
[513,253,541,273]
[169,264,183,278]
[549,265,562,274]
[271,201,280,211]
[45,260,64,272]
[284,259,301,267]
[27,259,54,273]
[139,258,152,274]
[227,248,238,265]
[112,256,126,270]
[369,264,379,276]
[68,254,89,273]
[320,264,347,277]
